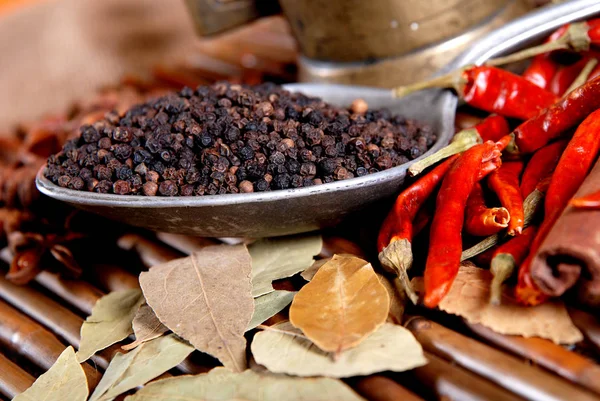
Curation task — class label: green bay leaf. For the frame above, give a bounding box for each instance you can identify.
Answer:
[251,321,427,378]
[250,234,322,297]
[247,290,296,331]
[77,289,145,362]
[125,367,364,401]
[14,346,88,401]
[90,334,193,401]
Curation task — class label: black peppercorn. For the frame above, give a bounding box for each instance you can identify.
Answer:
[46,81,435,196]
[159,180,178,196]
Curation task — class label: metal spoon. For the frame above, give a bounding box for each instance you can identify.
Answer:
[37,84,455,238]
[38,0,600,238]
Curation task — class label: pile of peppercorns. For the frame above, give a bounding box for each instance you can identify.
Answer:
[44,82,436,196]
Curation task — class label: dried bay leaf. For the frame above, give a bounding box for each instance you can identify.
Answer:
[289,254,390,353]
[139,244,254,372]
[301,257,331,281]
[247,290,296,331]
[412,265,583,344]
[14,346,88,401]
[250,234,322,297]
[124,367,365,401]
[122,304,169,351]
[252,321,426,377]
[77,288,145,362]
[377,274,406,324]
[90,334,194,401]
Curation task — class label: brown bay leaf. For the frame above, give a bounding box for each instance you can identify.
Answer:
[122,304,169,351]
[124,367,365,401]
[250,234,322,297]
[412,264,583,344]
[139,244,254,372]
[377,274,406,324]
[90,334,194,401]
[289,254,390,353]
[247,290,296,331]
[77,288,145,362]
[301,257,331,282]
[14,346,88,401]
[251,321,426,378]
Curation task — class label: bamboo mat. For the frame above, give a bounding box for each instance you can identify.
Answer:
[0,2,600,401]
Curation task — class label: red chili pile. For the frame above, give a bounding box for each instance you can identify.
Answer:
[380,18,600,308]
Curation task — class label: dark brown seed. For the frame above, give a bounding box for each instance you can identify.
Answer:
[143,181,158,196]
[159,180,178,196]
[45,82,435,196]
[239,180,254,193]
[113,180,131,195]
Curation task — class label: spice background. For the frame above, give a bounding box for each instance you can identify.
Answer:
[1,1,600,401]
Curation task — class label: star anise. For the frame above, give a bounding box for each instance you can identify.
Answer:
[6,229,86,285]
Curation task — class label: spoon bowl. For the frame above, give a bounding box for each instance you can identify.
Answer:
[37,84,455,237]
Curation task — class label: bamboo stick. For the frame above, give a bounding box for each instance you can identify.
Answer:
[87,263,140,292]
[117,233,183,267]
[0,352,34,399]
[350,375,424,401]
[35,271,104,315]
[467,321,600,396]
[407,317,599,401]
[0,299,101,388]
[406,352,523,401]
[0,273,116,370]
[0,274,85,346]
[568,307,600,352]
[155,232,217,255]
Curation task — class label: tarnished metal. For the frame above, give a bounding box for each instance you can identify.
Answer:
[37,84,456,238]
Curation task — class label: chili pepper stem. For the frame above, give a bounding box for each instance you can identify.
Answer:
[489,253,516,305]
[391,66,470,98]
[563,58,598,97]
[461,189,545,261]
[378,238,419,304]
[409,128,481,177]
[523,189,544,226]
[485,23,590,67]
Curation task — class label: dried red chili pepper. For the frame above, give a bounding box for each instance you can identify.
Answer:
[513,75,600,154]
[412,206,431,236]
[489,225,538,305]
[520,139,568,198]
[570,190,600,209]
[488,161,525,236]
[409,115,510,176]
[522,55,559,90]
[516,108,600,305]
[393,66,557,120]
[378,154,459,304]
[464,182,510,236]
[550,57,590,96]
[473,244,499,269]
[424,141,502,308]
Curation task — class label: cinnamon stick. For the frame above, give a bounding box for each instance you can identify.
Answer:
[530,159,600,308]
